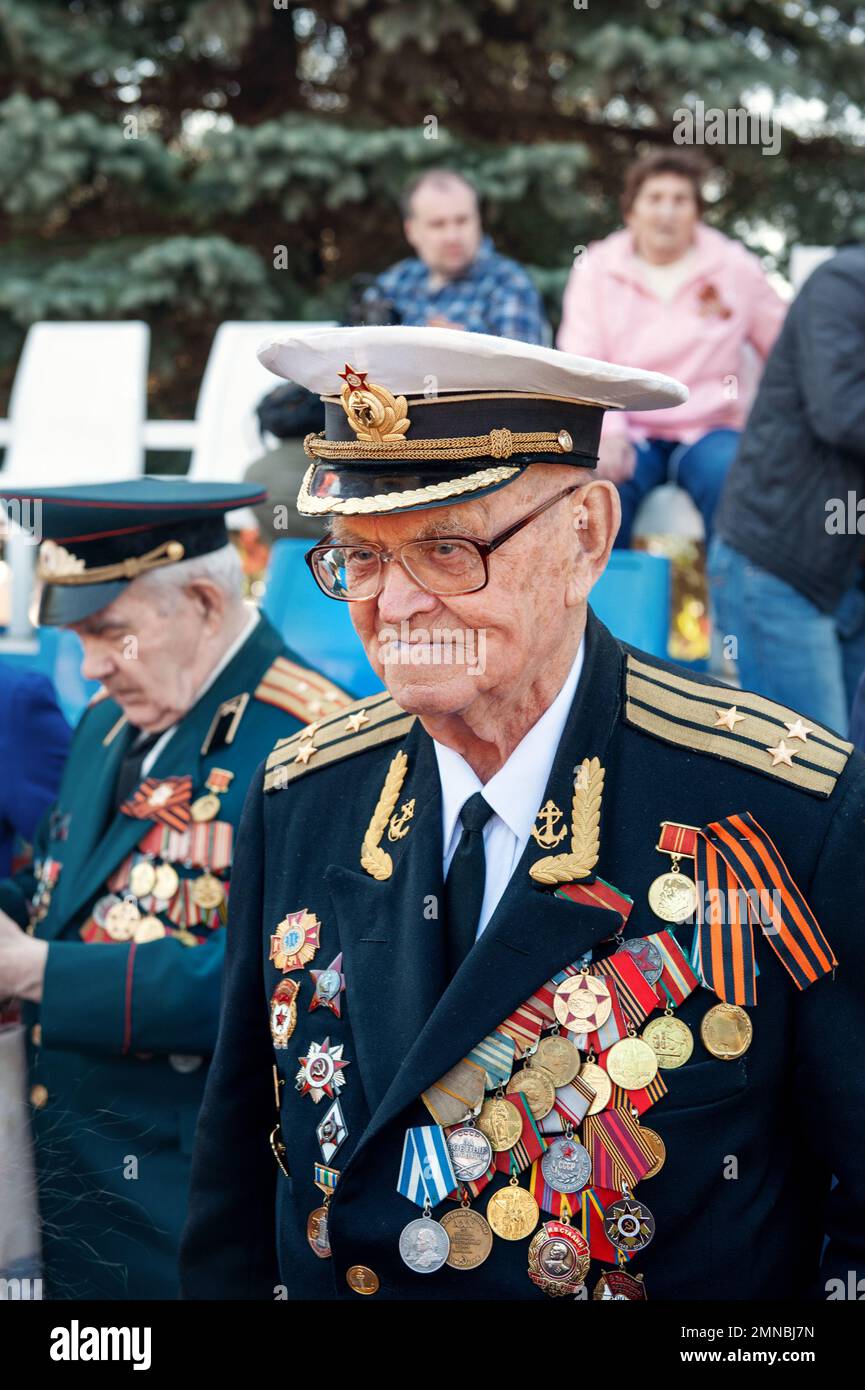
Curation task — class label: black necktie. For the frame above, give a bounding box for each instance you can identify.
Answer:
[444,792,494,978]
[114,729,162,810]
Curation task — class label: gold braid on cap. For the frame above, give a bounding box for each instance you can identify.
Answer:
[304,428,574,463]
[304,366,580,464]
[296,462,521,516]
[38,538,185,585]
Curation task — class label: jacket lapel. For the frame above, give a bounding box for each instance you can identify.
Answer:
[324,720,445,1116]
[346,607,627,1157]
[51,616,285,935]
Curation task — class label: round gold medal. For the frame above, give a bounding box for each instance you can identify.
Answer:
[486,1181,539,1241]
[191,871,225,911]
[133,915,166,944]
[640,1126,666,1179]
[642,1014,694,1069]
[129,860,157,898]
[648,869,697,923]
[507,1065,556,1121]
[605,1036,659,1089]
[534,1034,581,1087]
[440,1207,493,1270]
[553,973,612,1031]
[700,1002,753,1059]
[191,792,221,823]
[153,863,180,901]
[580,1061,612,1115]
[104,899,140,941]
[477,1096,522,1152]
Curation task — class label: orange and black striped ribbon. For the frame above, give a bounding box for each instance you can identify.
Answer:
[690,812,837,1004]
[120,776,192,831]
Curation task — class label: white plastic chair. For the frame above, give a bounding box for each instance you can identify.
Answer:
[0,322,149,640]
[185,320,335,529]
[789,245,835,293]
[0,321,149,485]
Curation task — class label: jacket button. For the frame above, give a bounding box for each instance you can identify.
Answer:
[30,1024,42,1046]
[346,1265,379,1296]
[30,1084,49,1109]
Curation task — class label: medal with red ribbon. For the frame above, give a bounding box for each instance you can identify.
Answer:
[658,815,837,1005]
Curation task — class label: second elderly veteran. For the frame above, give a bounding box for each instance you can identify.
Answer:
[0,479,352,1299]
[181,328,865,1302]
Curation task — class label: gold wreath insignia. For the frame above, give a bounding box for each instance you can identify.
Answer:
[360,750,409,880]
[340,377,411,446]
[529,757,604,884]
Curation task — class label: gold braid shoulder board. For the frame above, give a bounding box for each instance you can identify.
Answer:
[530,757,604,884]
[253,656,353,723]
[623,653,852,799]
[263,691,415,791]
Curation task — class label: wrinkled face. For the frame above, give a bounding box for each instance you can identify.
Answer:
[404,181,483,279]
[69,581,214,730]
[329,466,606,718]
[627,173,699,262]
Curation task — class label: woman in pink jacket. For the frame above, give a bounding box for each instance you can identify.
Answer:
[557,149,787,547]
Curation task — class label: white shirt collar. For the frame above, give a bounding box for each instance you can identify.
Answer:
[433,637,585,854]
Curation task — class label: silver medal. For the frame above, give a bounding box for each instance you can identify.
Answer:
[621,935,664,986]
[540,1135,592,1194]
[399,1216,450,1274]
[445,1125,493,1183]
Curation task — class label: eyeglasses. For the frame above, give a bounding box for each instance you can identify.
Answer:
[304,484,581,602]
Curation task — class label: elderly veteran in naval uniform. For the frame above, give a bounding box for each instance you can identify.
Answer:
[181,328,865,1302]
[0,479,352,1299]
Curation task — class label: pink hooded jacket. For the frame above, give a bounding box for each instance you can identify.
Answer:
[557,223,787,443]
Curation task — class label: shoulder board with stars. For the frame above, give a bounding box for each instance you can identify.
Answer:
[624,651,852,798]
[263,690,415,792]
[253,656,353,723]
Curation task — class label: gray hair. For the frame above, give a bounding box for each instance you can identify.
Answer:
[131,543,244,609]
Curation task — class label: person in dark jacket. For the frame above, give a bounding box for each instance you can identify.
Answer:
[708,246,865,735]
[0,663,70,879]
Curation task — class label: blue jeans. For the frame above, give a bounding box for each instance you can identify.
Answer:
[615,429,739,549]
[707,535,865,737]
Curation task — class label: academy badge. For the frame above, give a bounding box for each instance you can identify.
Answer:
[270,979,300,1048]
[270,908,321,972]
[316,1098,348,1163]
[296,1038,350,1103]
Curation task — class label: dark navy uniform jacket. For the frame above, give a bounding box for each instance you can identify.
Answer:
[0,616,351,1299]
[181,611,865,1301]
[0,663,71,878]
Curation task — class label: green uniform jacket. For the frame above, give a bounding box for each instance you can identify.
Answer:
[0,615,351,1299]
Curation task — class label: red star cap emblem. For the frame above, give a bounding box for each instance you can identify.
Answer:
[338,363,369,392]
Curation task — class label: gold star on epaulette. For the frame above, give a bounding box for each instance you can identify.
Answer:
[623,652,852,798]
[263,692,415,791]
[766,740,795,767]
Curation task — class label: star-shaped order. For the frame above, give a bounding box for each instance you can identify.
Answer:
[766,740,795,767]
[296,1038,350,1103]
[309,952,346,1017]
[345,709,369,734]
[715,705,746,731]
[338,364,369,392]
[294,740,317,765]
[784,719,813,742]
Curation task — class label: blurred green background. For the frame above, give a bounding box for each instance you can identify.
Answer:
[0,0,862,418]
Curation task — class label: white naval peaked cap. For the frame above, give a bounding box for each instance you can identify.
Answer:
[256,324,688,517]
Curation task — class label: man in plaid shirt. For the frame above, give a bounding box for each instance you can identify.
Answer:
[374,170,547,344]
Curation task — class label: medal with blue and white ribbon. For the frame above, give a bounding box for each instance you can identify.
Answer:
[396,1126,457,1274]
